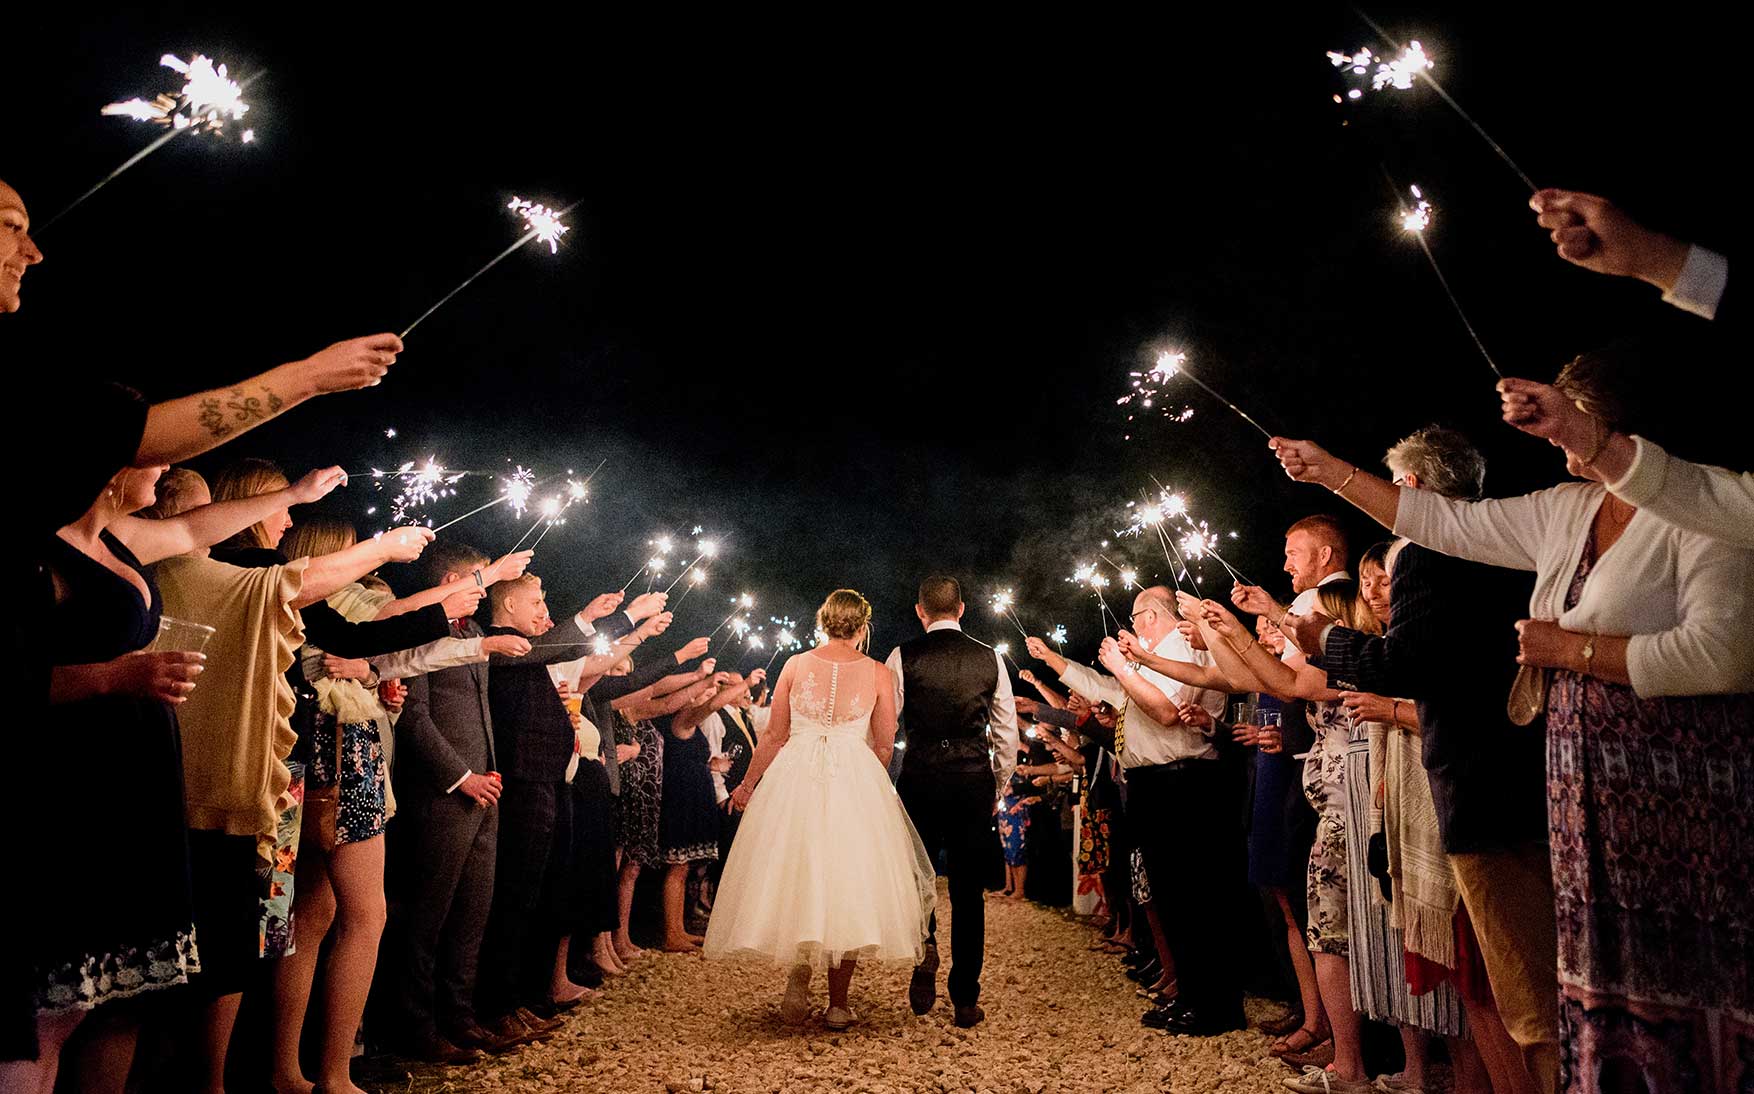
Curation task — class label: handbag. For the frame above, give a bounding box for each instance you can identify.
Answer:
[305,713,344,852]
[1506,663,1548,727]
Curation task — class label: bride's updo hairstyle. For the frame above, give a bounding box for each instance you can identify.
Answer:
[816,589,873,650]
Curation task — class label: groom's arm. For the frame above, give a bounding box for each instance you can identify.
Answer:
[988,650,1020,793]
[883,646,905,734]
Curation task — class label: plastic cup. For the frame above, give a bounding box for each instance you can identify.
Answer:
[151,615,216,653]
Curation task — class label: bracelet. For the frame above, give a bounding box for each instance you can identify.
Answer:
[1333,465,1358,495]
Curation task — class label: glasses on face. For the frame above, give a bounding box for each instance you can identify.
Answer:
[1128,607,1152,623]
[1391,474,1411,487]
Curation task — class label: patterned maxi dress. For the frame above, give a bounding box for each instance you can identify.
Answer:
[1549,536,1754,1094]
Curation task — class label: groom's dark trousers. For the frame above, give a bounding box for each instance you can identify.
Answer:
[898,758,993,1005]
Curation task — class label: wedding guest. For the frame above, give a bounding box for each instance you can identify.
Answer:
[1274,351,1754,1094]
[662,674,740,951]
[1526,188,1728,322]
[996,743,1033,899]
[1026,584,1239,1035]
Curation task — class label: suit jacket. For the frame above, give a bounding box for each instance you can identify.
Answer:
[484,623,594,782]
[396,619,495,798]
[719,704,759,790]
[1319,541,1547,855]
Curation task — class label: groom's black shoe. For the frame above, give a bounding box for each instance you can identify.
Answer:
[953,1004,985,1029]
[908,944,939,1015]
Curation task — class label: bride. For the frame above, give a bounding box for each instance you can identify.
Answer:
[703,589,935,1030]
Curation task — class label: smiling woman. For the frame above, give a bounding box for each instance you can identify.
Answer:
[0,179,46,313]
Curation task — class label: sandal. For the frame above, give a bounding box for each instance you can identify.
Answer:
[1258,1009,1305,1036]
[1269,1025,1330,1058]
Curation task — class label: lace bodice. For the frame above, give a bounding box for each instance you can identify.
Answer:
[789,652,877,736]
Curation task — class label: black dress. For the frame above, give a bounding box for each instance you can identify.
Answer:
[35,532,197,1011]
[658,724,719,864]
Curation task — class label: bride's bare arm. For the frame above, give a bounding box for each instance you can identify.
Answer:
[729,660,794,810]
[870,660,899,769]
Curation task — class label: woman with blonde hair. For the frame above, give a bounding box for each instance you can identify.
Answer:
[704,590,934,1032]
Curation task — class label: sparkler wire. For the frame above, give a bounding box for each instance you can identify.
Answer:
[399,199,583,340]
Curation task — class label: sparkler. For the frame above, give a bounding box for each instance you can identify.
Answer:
[621,533,676,592]
[1098,554,1145,591]
[989,589,1029,638]
[994,641,1020,670]
[42,55,262,231]
[524,459,604,552]
[707,593,757,640]
[399,196,582,340]
[671,566,709,607]
[663,539,720,594]
[1049,625,1069,649]
[1145,478,1261,588]
[1140,351,1275,440]
[761,625,802,676]
[1069,565,1121,635]
[428,464,538,534]
[1385,174,1503,378]
[1336,11,1538,192]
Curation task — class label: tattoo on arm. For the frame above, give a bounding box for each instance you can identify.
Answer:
[200,385,285,439]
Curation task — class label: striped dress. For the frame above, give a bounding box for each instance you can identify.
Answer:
[1344,719,1466,1036]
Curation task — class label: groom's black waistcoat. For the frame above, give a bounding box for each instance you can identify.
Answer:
[898,629,998,775]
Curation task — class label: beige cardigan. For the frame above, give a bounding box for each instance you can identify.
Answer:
[156,554,308,861]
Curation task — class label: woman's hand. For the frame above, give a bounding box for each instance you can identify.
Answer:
[1498,378,1598,450]
[441,584,486,621]
[1024,636,1051,661]
[322,655,374,682]
[708,755,732,775]
[674,636,711,663]
[1515,619,1583,672]
[481,634,532,657]
[1198,599,1244,640]
[290,466,348,505]
[1338,691,1396,724]
[1269,437,1348,489]
[292,333,404,393]
[378,526,435,562]
[1256,727,1283,754]
[482,550,534,585]
[107,651,206,704]
[635,611,673,640]
[1231,722,1260,747]
[617,742,640,764]
[730,783,753,812]
[1176,620,1208,651]
[1097,638,1128,675]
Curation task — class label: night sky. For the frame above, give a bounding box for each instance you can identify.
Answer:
[10,7,1736,666]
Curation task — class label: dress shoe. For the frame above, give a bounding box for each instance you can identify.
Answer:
[484,1011,553,1047]
[1126,959,1161,984]
[404,1030,481,1065]
[953,1004,985,1028]
[1140,1001,1186,1029]
[908,944,939,1015]
[1160,1006,1246,1036]
[1121,949,1150,969]
[444,1020,518,1055]
[515,1006,565,1034]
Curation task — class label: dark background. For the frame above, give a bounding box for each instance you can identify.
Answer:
[9,5,1737,666]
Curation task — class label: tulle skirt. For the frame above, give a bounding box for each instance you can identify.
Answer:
[703,730,935,970]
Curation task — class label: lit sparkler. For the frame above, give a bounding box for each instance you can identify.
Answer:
[761,624,803,675]
[989,589,1028,638]
[1387,175,1503,377]
[1337,12,1537,192]
[1049,624,1069,648]
[1069,565,1121,634]
[1117,348,1196,432]
[994,641,1020,669]
[672,565,709,607]
[1137,351,1274,440]
[399,196,582,340]
[43,54,263,231]
[663,538,720,594]
[708,593,757,640]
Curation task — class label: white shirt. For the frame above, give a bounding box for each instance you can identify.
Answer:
[1286,570,1352,657]
[1609,435,1754,550]
[1397,482,1754,698]
[883,619,1021,792]
[1662,244,1728,321]
[1058,628,1221,768]
[700,710,731,803]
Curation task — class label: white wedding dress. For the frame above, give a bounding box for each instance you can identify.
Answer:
[703,652,936,970]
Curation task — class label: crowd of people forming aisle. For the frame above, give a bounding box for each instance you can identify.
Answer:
[4,165,1749,1094]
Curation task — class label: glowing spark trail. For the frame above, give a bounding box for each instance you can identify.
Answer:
[1049,625,1069,648]
[663,539,719,594]
[1386,173,1503,377]
[1341,10,1538,192]
[989,589,1029,638]
[1143,352,1275,440]
[428,465,539,534]
[708,594,757,640]
[399,197,582,340]
[43,56,264,231]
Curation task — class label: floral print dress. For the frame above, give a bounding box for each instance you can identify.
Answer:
[1301,699,1351,957]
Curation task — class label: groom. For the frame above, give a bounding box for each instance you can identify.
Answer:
[884,576,1020,1027]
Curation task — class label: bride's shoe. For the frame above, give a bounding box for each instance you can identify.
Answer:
[824,1006,857,1031]
[780,964,812,1023]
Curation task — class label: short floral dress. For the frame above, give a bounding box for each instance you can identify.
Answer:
[998,766,1032,868]
[307,713,389,845]
[1301,699,1351,957]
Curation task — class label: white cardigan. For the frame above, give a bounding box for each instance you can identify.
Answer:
[1394,482,1754,698]
[1608,436,1754,550]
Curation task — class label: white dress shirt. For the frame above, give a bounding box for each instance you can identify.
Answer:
[700,710,731,803]
[1662,244,1728,321]
[883,619,1021,792]
[1058,627,1221,768]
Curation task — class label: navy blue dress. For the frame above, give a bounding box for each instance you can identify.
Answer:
[659,724,719,864]
[1245,693,1303,889]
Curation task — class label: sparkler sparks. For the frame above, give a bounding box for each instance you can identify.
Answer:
[1049,625,1069,648]
[1326,41,1432,95]
[102,54,252,136]
[399,196,583,339]
[1386,172,1503,378]
[988,589,1029,638]
[506,197,570,254]
[500,466,536,517]
[1118,350,1196,429]
[1399,184,1433,232]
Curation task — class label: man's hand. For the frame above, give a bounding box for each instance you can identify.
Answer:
[1176,620,1208,651]
[582,592,626,623]
[1227,585,1275,617]
[1019,669,1039,686]
[1283,611,1331,656]
[378,526,435,563]
[106,651,206,704]
[746,667,767,689]
[1231,721,1260,747]
[1116,630,1144,663]
[1528,189,1689,290]
[1176,701,1214,732]
[441,585,485,621]
[322,655,374,682]
[1268,437,1348,490]
[457,772,502,809]
[483,550,534,585]
[708,755,733,775]
[674,636,711,663]
[700,658,717,676]
[635,611,674,640]
[1339,691,1396,724]
[1096,637,1127,675]
[290,466,348,505]
[481,634,532,657]
[292,333,404,394]
[624,591,668,622]
[1014,696,1041,717]
[378,678,406,714]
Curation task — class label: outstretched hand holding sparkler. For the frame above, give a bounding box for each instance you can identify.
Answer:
[400,196,581,340]
[1528,190,1694,291]
[1269,436,1401,535]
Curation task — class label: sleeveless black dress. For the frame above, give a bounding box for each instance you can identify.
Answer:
[34,532,197,1011]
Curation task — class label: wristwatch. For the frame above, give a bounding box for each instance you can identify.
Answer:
[1579,634,1597,675]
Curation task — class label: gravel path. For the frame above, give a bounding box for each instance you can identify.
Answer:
[361,884,1325,1093]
